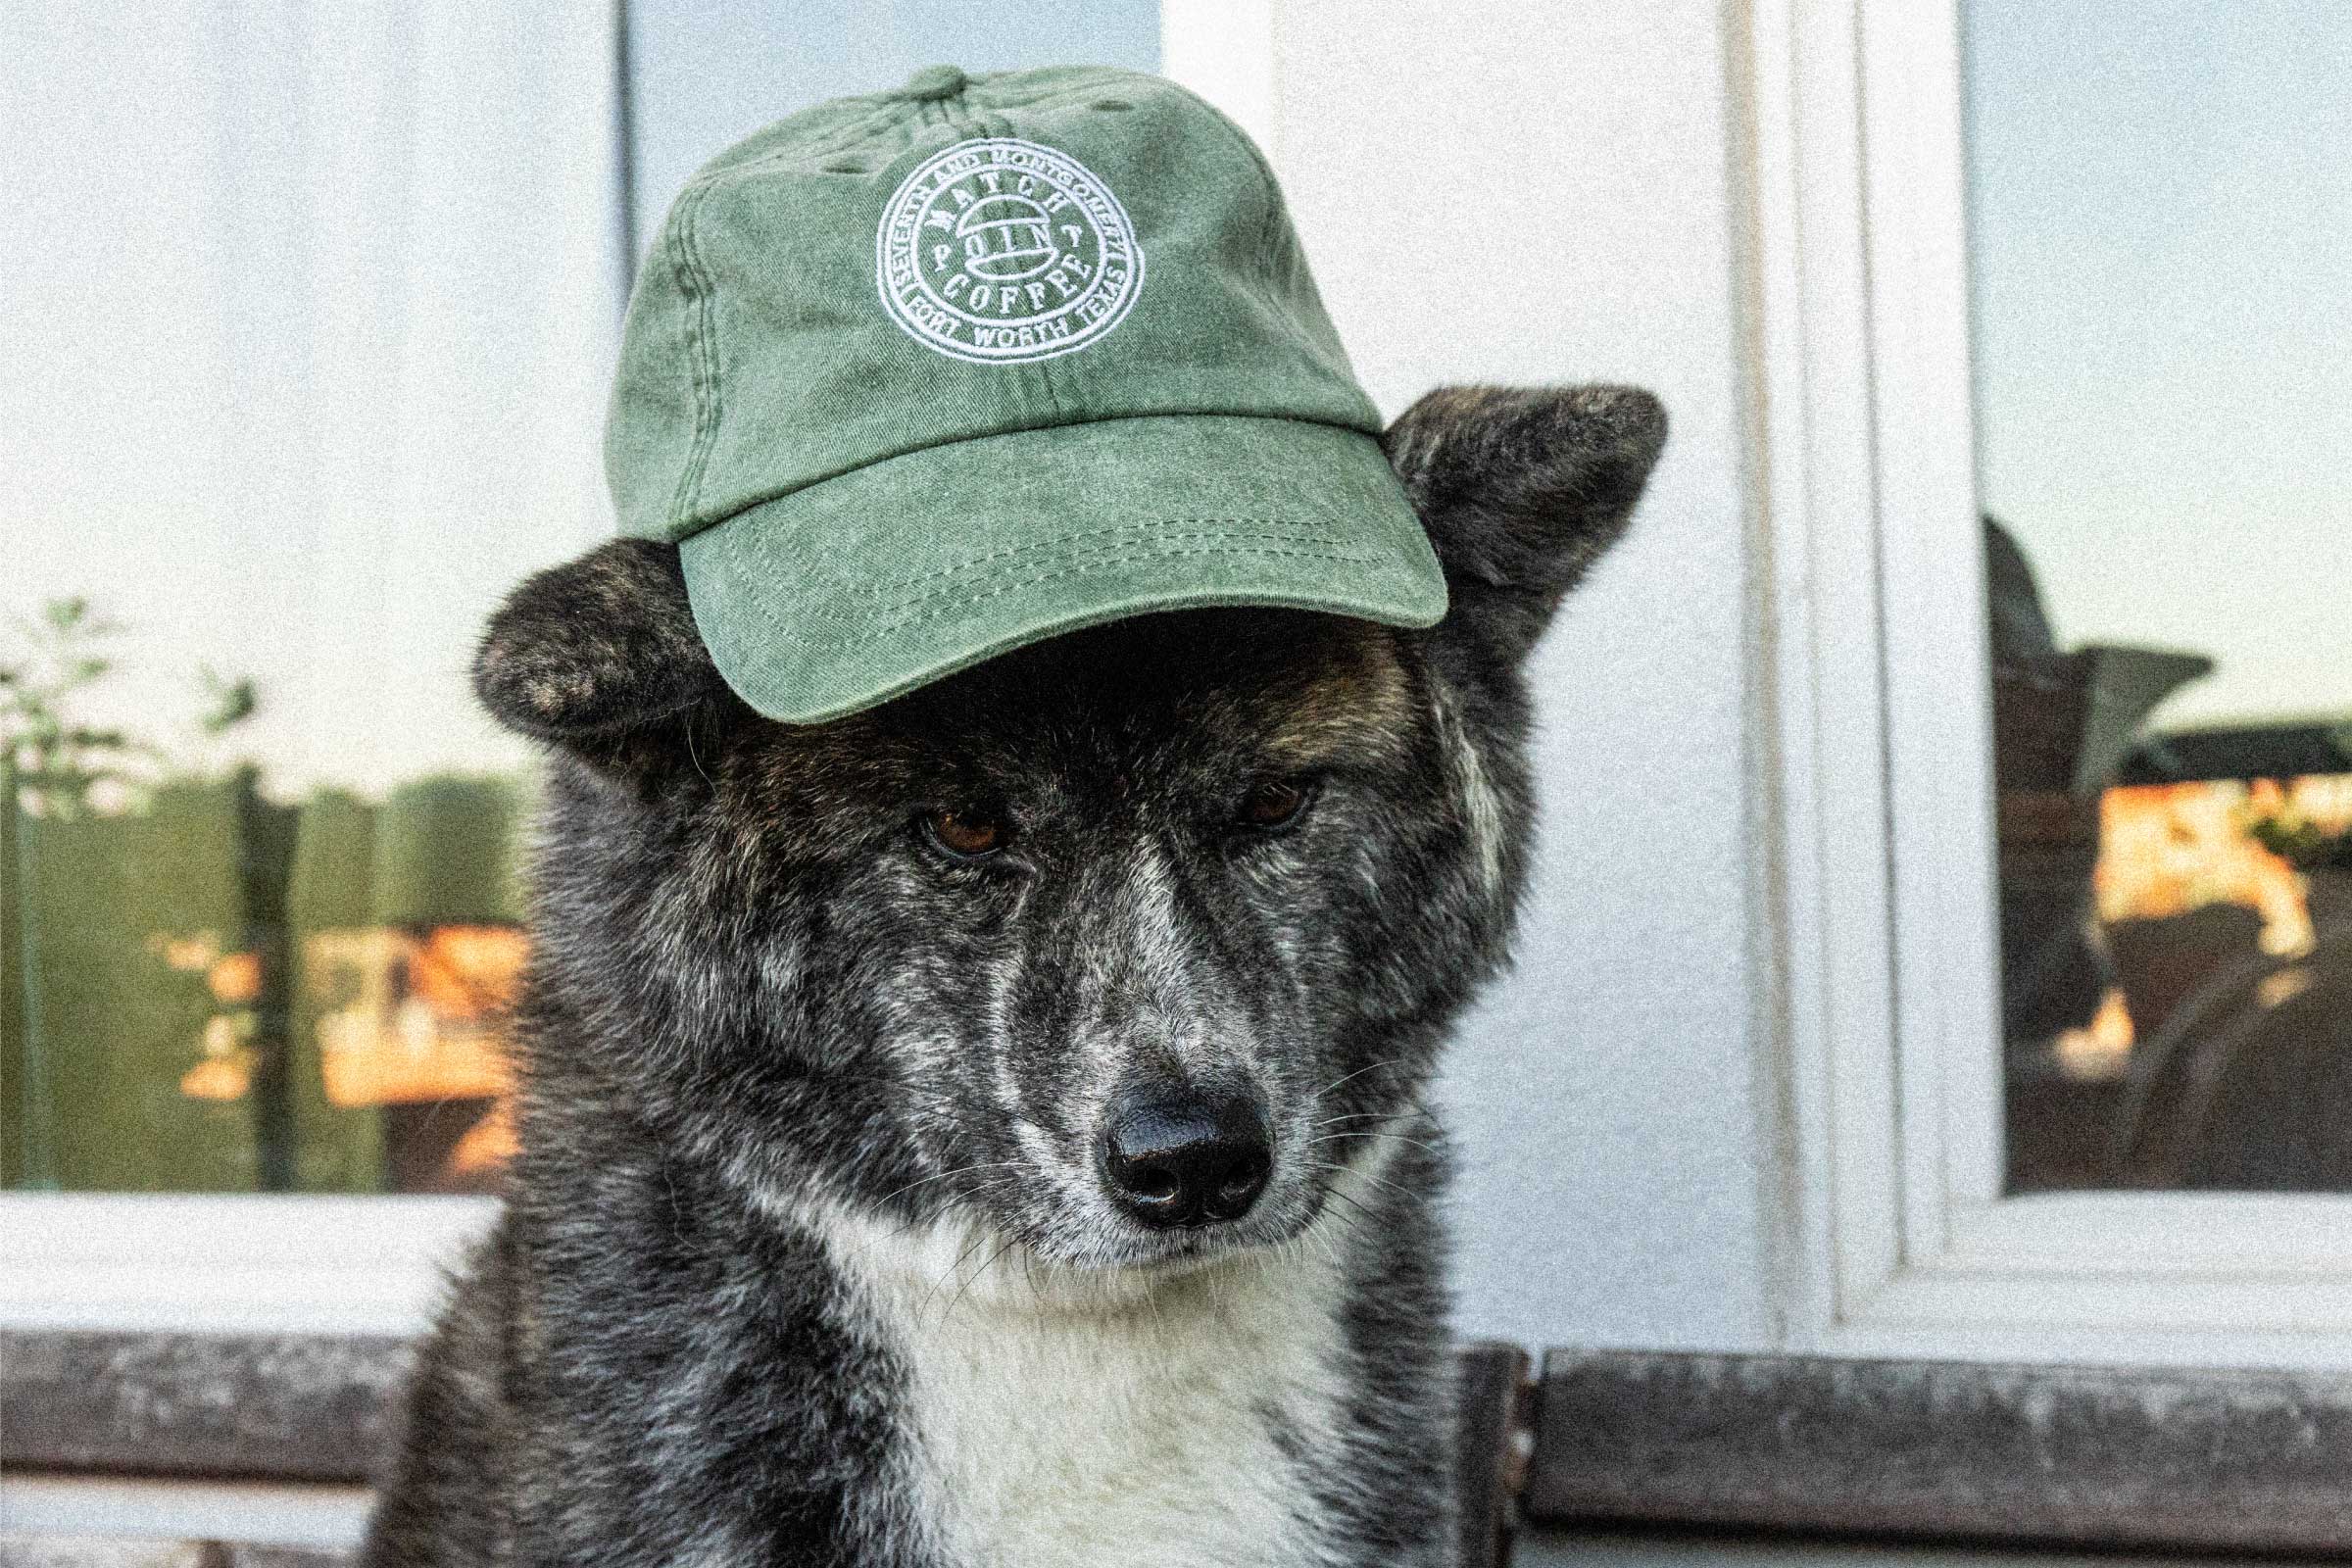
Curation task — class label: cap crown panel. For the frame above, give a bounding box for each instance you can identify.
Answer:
[607,68,1383,547]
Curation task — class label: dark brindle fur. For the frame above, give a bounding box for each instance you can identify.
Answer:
[363,384,1665,1568]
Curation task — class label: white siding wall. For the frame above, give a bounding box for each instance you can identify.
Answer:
[1252,0,1784,1356]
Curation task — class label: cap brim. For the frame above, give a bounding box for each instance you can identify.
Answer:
[677,414,1448,724]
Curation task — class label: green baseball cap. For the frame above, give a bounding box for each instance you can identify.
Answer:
[607,64,1446,723]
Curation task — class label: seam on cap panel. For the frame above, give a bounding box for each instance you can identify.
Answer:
[969,72,1134,113]
[664,179,724,533]
[1156,76,1285,269]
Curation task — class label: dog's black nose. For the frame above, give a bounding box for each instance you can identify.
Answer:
[1102,1093,1272,1228]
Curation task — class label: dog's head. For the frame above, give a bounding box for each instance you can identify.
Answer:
[479,385,1663,1270]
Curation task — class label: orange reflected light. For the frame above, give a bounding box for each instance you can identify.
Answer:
[407,926,529,1019]
[2094,781,2318,958]
[448,1099,520,1175]
[207,951,263,1004]
[2053,986,2136,1081]
[179,1054,252,1102]
[314,925,524,1109]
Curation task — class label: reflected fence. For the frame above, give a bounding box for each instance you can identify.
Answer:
[3,760,527,1196]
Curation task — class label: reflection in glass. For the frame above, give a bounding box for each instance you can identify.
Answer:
[2,14,617,1194]
[4,638,532,1195]
[1968,2,2352,1192]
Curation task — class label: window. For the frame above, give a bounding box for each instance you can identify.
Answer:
[1965,0,2352,1196]
[0,8,622,1335]
[1753,0,2352,1367]
[2,9,619,1201]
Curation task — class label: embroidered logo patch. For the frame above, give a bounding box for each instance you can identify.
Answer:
[876,138,1144,365]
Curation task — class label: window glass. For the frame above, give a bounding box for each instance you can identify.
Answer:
[1965,1,2352,1192]
[2,10,618,1195]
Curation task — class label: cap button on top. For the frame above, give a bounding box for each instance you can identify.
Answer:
[899,65,967,101]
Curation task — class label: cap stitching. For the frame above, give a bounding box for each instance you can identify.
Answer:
[713,516,1385,656]
[865,533,1354,620]
[868,532,1358,618]
[864,541,1384,639]
[664,180,725,531]
[809,518,1351,601]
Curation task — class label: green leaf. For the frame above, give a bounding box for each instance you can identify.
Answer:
[197,667,260,734]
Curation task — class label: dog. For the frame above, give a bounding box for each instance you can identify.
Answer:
[361,382,1664,1567]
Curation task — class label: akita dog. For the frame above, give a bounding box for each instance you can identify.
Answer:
[364,62,1662,1568]
[363,382,1662,1567]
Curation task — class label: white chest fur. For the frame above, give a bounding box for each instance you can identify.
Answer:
[815,1211,1353,1568]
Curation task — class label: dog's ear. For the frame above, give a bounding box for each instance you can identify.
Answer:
[473,538,724,750]
[1384,384,1666,665]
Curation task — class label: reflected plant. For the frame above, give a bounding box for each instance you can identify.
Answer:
[2249,810,2352,873]
[2,597,260,816]
[2242,775,2352,875]
[2,597,144,817]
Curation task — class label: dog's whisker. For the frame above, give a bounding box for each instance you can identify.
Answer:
[1343,1168,1422,1204]
[1308,1056,1405,1107]
[1315,1182,1382,1229]
[918,1225,1003,1322]
[869,1178,1025,1248]
[1306,1130,1446,1158]
[1324,1099,1440,1127]
[1309,1155,1423,1212]
[947,1233,1024,1320]
[873,1160,1026,1211]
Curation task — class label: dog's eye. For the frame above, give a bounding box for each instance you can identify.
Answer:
[922,808,1006,859]
[1238,777,1314,830]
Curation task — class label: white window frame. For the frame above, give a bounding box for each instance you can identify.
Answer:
[0,1194,494,1335]
[1754,0,2352,1369]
